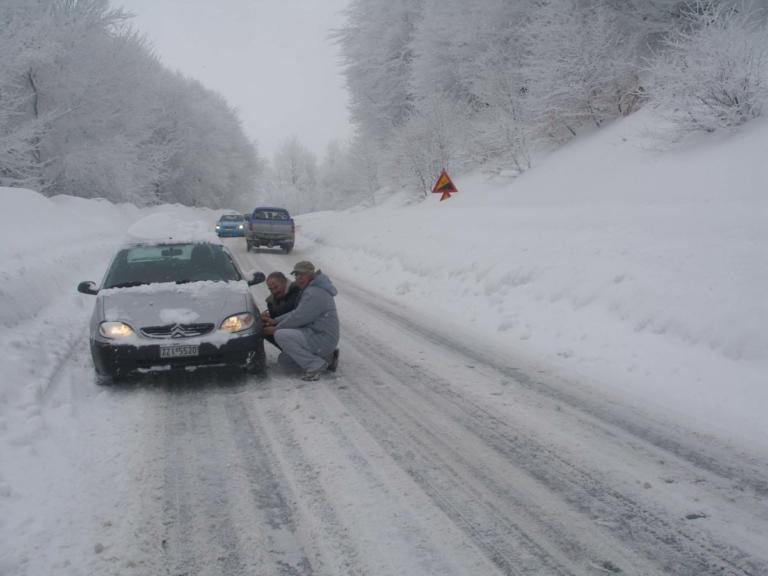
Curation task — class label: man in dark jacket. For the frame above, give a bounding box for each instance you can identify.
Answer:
[261,271,301,349]
[263,261,340,381]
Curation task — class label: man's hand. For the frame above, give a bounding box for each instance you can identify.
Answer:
[263,325,276,337]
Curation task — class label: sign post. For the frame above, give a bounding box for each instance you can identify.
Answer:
[432,169,458,201]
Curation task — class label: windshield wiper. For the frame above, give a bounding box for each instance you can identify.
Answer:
[109,281,147,289]
[176,278,224,284]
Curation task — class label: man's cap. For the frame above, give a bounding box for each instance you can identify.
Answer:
[291,261,316,275]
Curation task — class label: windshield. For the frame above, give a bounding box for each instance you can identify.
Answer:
[219,215,243,222]
[252,210,289,221]
[102,242,242,289]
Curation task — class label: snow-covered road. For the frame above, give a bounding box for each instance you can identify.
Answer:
[7,238,765,576]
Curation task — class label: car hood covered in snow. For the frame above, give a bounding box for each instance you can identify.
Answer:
[97,280,253,329]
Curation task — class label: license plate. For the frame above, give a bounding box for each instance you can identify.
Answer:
[160,344,199,359]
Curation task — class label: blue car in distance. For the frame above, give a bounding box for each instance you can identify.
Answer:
[215,214,247,237]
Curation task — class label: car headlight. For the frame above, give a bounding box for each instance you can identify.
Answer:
[237,224,244,229]
[220,313,255,333]
[99,321,135,339]
[215,224,221,229]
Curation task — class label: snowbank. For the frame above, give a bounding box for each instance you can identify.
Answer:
[295,110,768,450]
[0,190,140,328]
[125,211,221,244]
[0,190,234,574]
[0,188,223,451]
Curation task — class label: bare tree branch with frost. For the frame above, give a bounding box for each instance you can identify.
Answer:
[648,0,768,133]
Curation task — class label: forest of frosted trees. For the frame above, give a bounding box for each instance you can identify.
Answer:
[0,0,259,207]
[334,0,768,196]
[2,0,767,210]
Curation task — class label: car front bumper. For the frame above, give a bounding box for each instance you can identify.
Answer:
[91,332,263,376]
[217,228,245,237]
[247,235,294,246]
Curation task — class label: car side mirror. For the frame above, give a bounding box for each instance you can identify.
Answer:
[248,271,266,286]
[77,281,99,295]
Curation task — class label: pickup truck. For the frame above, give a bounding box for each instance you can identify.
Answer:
[246,207,295,253]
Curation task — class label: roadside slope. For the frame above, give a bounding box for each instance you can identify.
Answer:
[292,110,768,452]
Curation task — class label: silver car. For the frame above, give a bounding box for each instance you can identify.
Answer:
[77,240,266,383]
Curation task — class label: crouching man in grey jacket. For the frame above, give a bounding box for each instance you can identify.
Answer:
[264,261,340,381]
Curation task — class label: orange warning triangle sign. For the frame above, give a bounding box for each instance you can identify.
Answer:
[432,170,458,194]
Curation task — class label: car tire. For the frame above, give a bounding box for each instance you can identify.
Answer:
[245,341,266,376]
[283,244,293,254]
[94,369,117,386]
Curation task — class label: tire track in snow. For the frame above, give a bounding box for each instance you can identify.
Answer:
[334,336,631,576]
[236,236,768,501]
[339,280,768,499]
[160,385,250,575]
[221,388,321,576]
[333,291,765,576]
[248,375,512,576]
[237,380,373,576]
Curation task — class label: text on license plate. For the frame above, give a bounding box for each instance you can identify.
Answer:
[160,344,199,359]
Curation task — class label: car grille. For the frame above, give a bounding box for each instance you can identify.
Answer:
[140,323,215,339]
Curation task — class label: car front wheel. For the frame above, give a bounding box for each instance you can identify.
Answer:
[245,341,266,376]
[94,368,118,386]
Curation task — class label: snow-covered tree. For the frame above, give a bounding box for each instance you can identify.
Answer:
[331,0,768,201]
[335,0,423,150]
[273,135,317,191]
[0,0,260,207]
[0,1,64,190]
[271,135,318,214]
[345,134,380,205]
[454,0,535,170]
[316,139,362,208]
[522,0,642,139]
[409,0,488,112]
[649,0,768,132]
[384,94,473,194]
[151,76,259,207]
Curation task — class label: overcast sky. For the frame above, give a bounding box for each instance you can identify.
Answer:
[116,0,353,161]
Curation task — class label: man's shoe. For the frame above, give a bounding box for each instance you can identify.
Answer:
[326,349,339,372]
[302,369,321,382]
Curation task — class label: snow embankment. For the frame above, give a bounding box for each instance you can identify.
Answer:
[0,190,141,328]
[296,111,768,450]
[0,189,221,449]
[0,190,230,572]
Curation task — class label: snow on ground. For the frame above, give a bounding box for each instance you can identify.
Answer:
[295,110,767,451]
[0,193,224,419]
[0,194,227,564]
[0,109,766,572]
